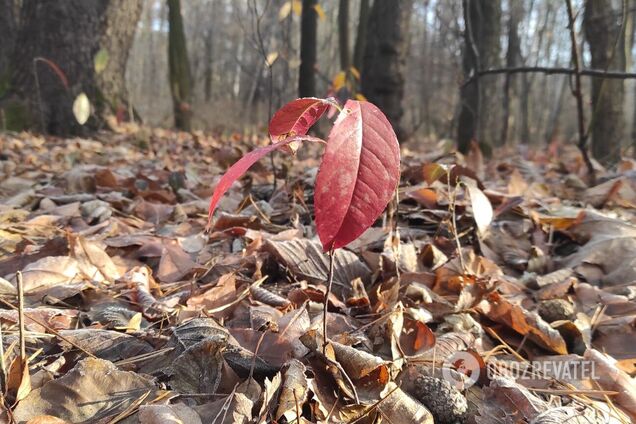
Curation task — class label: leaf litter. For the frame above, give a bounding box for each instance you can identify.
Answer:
[0,129,636,423]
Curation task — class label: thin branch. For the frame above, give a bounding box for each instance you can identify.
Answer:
[322,247,335,354]
[565,0,596,183]
[464,66,636,84]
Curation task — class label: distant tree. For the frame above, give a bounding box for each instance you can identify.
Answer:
[299,0,318,98]
[584,0,626,164]
[352,0,370,73]
[338,0,350,72]
[500,1,523,146]
[457,0,501,153]
[361,0,414,140]
[1,0,142,134]
[0,0,17,91]
[168,0,193,131]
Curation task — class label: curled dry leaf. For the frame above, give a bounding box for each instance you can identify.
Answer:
[275,359,308,421]
[375,383,434,424]
[477,292,568,354]
[328,341,389,381]
[314,100,400,250]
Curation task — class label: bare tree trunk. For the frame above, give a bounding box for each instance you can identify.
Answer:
[352,0,370,73]
[299,0,318,98]
[204,1,215,104]
[2,0,142,134]
[584,0,626,165]
[457,0,501,153]
[500,1,523,146]
[0,0,17,88]
[338,0,350,71]
[168,0,193,131]
[361,0,413,140]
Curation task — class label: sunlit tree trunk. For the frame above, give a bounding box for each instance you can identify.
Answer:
[352,0,370,73]
[299,0,318,98]
[361,0,413,140]
[2,0,141,134]
[167,0,193,131]
[584,0,626,164]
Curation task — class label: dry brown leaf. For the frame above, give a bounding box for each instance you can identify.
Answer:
[477,292,568,354]
[563,211,636,285]
[68,234,120,282]
[157,240,203,283]
[10,256,84,297]
[328,341,389,380]
[138,404,202,424]
[275,359,308,421]
[170,338,225,394]
[584,348,636,420]
[25,416,69,424]
[13,357,164,423]
[476,377,547,424]
[264,239,371,291]
[376,383,434,424]
[58,329,154,362]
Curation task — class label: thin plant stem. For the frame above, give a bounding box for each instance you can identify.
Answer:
[16,271,25,361]
[322,247,335,354]
[32,60,45,132]
[447,169,465,272]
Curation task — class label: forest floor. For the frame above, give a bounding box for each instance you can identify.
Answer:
[0,128,635,423]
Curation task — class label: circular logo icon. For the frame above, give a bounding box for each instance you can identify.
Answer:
[442,351,481,389]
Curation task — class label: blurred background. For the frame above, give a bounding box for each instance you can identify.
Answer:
[1,0,635,165]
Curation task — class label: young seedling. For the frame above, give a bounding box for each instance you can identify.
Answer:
[207,97,400,351]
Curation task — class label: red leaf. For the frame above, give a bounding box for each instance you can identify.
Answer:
[207,135,323,226]
[314,100,400,250]
[269,97,330,138]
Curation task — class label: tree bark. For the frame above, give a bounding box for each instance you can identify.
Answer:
[584,0,626,165]
[2,0,142,134]
[361,0,413,140]
[338,0,350,72]
[457,0,501,153]
[168,0,193,131]
[299,0,318,98]
[352,0,370,73]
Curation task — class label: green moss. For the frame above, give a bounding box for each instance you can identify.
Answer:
[2,99,32,131]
